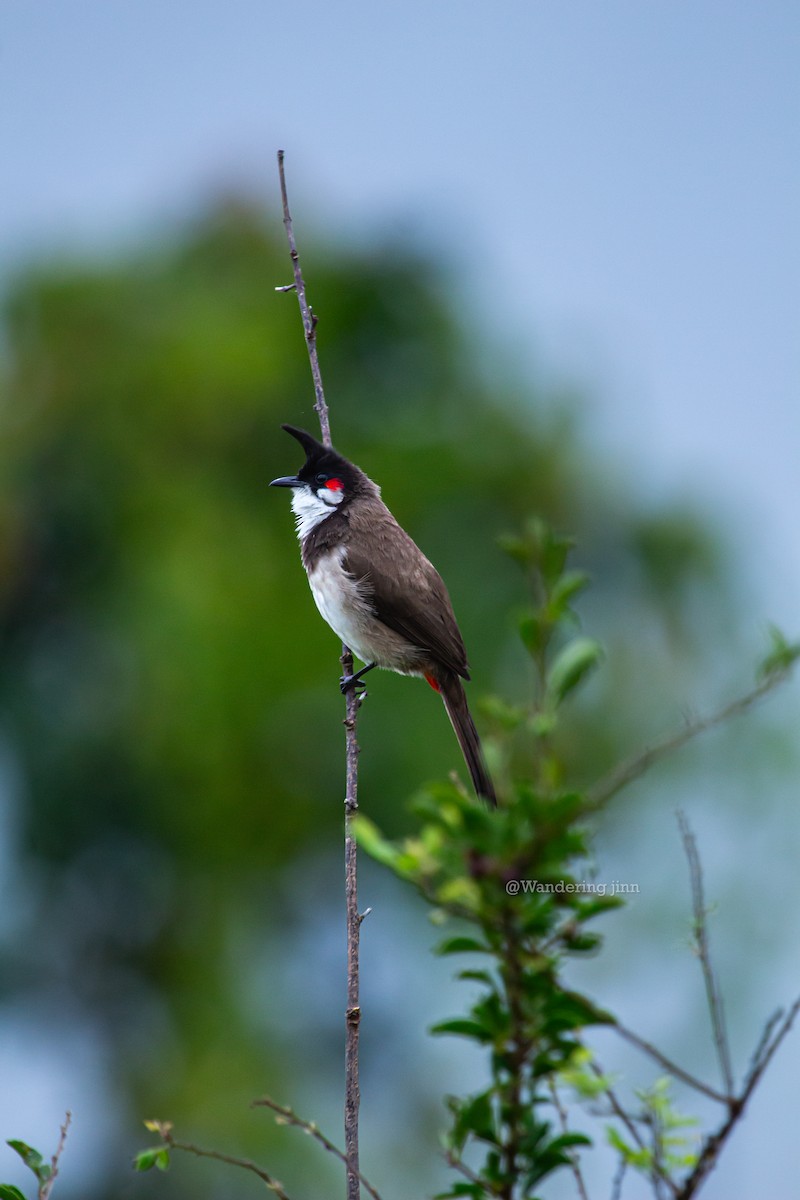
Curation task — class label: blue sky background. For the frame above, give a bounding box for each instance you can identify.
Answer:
[2,3,798,1196]
[4,2,798,639]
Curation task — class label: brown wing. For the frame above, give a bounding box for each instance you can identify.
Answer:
[342,504,470,680]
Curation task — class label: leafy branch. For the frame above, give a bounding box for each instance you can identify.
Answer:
[357,517,799,1198]
[2,1114,71,1200]
[135,1120,293,1199]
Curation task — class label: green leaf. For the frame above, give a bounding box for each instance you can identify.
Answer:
[435,936,490,956]
[518,612,549,657]
[457,968,494,986]
[434,1184,484,1199]
[540,529,575,589]
[352,815,397,867]
[550,569,591,611]
[757,624,800,680]
[0,1186,28,1200]
[498,532,535,567]
[133,1147,171,1172]
[607,1125,652,1168]
[431,1018,494,1043]
[546,989,614,1030]
[546,638,603,705]
[478,694,526,730]
[5,1144,49,1184]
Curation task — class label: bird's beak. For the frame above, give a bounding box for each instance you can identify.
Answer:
[269,475,302,488]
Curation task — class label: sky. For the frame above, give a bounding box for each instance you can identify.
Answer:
[2,1,799,1194]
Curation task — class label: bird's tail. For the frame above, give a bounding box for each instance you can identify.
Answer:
[435,672,497,807]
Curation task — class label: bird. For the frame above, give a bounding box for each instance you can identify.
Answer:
[270,424,497,806]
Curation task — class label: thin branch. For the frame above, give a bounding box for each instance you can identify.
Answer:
[343,646,362,1200]
[609,1156,627,1200]
[587,668,792,810]
[39,1111,71,1200]
[611,1021,728,1105]
[253,1097,383,1200]
[548,1080,590,1200]
[672,1001,799,1199]
[674,997,800,1200]
[276,149,362,1200]
[676,811,734,1098]
[444,1150,502,1196]
[154,1123,294,1200]
[589,1060,645,1152]
[740,995,800,1099]
[743,1007,783,1082]
[276,149,331,448]
[643,1100,678,1200]
[589,1061,677,1199]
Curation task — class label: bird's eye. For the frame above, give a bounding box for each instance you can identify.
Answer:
[315,473,329,486]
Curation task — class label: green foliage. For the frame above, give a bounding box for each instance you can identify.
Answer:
[0,201,772,1196]
[758,624,800,680]
[606,1078,699,1176]
[133,1147,171,1174]
[5,1143,50,1188]
[2,1132,63,1200]
[358,524,627,1196]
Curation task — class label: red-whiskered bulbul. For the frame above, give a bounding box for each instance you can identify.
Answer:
[270,425,497,806]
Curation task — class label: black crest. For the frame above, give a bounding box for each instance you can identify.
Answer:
[281,424,361,488]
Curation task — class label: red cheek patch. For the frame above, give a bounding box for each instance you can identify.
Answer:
[326,478,344,491]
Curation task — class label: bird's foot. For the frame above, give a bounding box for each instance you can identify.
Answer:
[340,674,368,696]
[339,662,376,695]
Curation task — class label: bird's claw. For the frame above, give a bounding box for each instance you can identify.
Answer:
[340,673,368,695]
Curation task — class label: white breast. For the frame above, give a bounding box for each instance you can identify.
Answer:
[307,546,373,658]
[307,545,423,673]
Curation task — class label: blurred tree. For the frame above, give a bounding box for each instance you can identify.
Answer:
[0,200,752,1198]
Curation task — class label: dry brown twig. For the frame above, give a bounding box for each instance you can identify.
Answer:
[587,668,792,811]
[253,1098,383,1200]
[38,1111,71,1200]
[147,1121,294,1200]
[677,809,734,1098]
[611,1021,728,1105]
[597,814,800,1200]
[276,148,364,1200]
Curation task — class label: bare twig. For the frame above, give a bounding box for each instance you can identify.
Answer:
[608,814,800,1200]
[253,1097,383,1200]
[610,1155,628,1200]
[152,1121,294,1200]
[343,646,362,1200]
[677,811,734,1098]
[587,668,792,810]
[548,1080,590,1200]
[39,1111,71,1200]
[277,150,331,448]
[612,1021,728,1105]
[740,995,800,1099]
[673,997,800,1199]
[277,149,362,1200]
[743,1006,783,1081]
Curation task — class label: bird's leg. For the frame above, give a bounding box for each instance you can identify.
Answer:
[340,661,376,695]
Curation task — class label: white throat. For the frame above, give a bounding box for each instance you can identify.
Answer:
[290,486,341,539]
